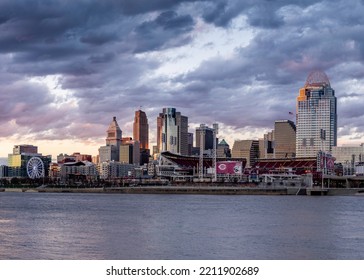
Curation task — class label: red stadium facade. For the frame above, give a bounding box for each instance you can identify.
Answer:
[160,151,334,184]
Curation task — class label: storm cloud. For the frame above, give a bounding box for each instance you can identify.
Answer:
[1,0,364,156]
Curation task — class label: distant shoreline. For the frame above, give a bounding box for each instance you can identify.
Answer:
[1,186,364,196]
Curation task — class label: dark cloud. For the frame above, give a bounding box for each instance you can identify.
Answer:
[133,10,195,52]
[88,52,116,64]
[246,5,284,28]
[80,32,118,46]
[118,0,198,15]
[1,0,364,152]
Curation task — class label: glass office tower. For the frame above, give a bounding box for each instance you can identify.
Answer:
[296,71,337,157]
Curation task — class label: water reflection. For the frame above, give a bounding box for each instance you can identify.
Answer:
[1,193,363,259]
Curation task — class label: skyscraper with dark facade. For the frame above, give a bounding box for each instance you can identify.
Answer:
[196,124,214,151]
[157,108,188,155]
[133,110,149,164]
[296,71,337,157]
[133,110,149,150]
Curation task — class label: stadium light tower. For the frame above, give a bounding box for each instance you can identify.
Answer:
[213,123,219,182]
[199,124,206,181]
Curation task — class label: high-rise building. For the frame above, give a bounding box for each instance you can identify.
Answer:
[196,124,214,151]
[99,117,122,163]
[13,145,38,155]
[187,133,193,156]
[133,110,149,150]
[231,140,259,168]
[217,139,231,158]
[260,130,274,159]
[157,108,188,155]
[133,110,149,165]
[106,116,122,147]
[296,71,337,157]
[274,120,296,158]
[120,138,140,165]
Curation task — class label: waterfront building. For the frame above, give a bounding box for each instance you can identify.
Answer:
[57,153,76,164]
[188,133,193,156]
[157,108,188,155]
[98,161,134,179]
[13,144,38,155]
[147,161,157,177]
[260,130,274,159]
[296,71,337,157]
[196,124,214,152]
[92,155,100,165]
[120,139,140,165]
[49,163,61,178]
[60,161,98,181]
[231,140,259,168]
[152,145,159,160]
[355,162,364,176]
[332,144,364,175]
[216,139,231,158]
[99,117,122,162]
[0,165,9,178]
[99,145,119,163]
[133,110,150,165]
[274,120,296,158]
[332,144,364,164]
[133,110,149,150]
[72,152,92,162]
[8,153,51,178]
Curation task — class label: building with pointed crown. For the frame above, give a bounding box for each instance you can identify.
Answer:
[99,116,122,163]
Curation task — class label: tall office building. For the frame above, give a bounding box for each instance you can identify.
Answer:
[217,139,231,158]
[133,110,149,150]
[296,71,337,157]
[260,130,274,159]
[188,132,193,156]
[99,117,122,162]
[106,116,122,147]
[133,110,149,165]
[157,108,188,155]
[195,124,214,151]
[120,137,140,165]
[231,140,259,168]
[274,120,296,158]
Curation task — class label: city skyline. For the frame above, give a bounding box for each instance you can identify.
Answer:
[1,0,364,157]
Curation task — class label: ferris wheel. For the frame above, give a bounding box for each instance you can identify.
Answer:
[27,157,45,179]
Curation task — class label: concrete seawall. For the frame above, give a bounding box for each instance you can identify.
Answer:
[1,186,292,195]
[2,186,364,195]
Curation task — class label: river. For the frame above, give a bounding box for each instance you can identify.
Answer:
[0,192,363,259]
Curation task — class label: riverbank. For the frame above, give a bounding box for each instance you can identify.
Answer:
[1,186,364,195]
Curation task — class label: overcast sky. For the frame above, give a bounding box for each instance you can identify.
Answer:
[1,0,364,157]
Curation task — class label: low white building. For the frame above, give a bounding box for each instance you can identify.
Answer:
[98,161,135,179]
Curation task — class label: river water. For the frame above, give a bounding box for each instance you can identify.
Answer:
[0,192,363,260]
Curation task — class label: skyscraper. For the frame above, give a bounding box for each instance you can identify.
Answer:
[99,117,122,162]
[196,124,214,151]
[296,71,337,157]
[274,120,296,158]
[106,116,122,147]
[231,140,259,168]
[157,108,188,155]
[133,110,149,150]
